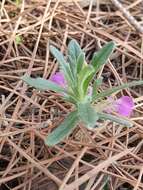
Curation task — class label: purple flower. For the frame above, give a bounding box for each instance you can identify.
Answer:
[50,72,66,88]
[106,96,134,117]
[113,96,134,116]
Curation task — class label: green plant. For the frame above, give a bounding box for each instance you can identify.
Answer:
[21,39,143,146]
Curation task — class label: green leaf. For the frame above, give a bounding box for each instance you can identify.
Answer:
[67,40,85,81]
[67,55,76,76]
[50,45,75,90]
[45,111,78,146]
[78,65,95,99]
[78,102,99,128]
[77,52,85,73]
[95,80,143,101]
[68,39,82,60]
[98,112,133,127]
[91,41,115,73]
[50,45,67,73]
[63,94,78,104]
[21,75,66,93]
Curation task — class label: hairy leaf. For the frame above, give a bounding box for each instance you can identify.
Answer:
[77,52,85,74]
[98,112,133,127]
[95,80,143,101]
[45,111,78,146]
[78,102,99,128]
[78,65,95,99]
[91,41,115,73]
[50,45,75,89]
[21,75,66,93]
[68,39,82,60]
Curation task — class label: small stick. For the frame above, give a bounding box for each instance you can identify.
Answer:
[111,0,143,34]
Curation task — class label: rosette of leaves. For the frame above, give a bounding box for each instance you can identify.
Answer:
[21,40,143,146]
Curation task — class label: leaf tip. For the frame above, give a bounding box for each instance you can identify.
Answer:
[45,138,55,147]
[109,41,116,49]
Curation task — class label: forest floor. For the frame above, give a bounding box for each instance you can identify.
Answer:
[0,0,143,189]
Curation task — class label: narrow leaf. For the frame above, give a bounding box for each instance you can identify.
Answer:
[50,45,67,73]
[63,94,78,104]
[21,75,66,93]
[45,111,78,146]
[91,41,115,73]
[50,45,76,89]
[67,40,84,80]
[68,39,82,60]
[77,52,85,73]
[98,112,133,127]
[78,65,95,98]
[78,103,99,128]
[95,80,143,101]
[67,55,77,77]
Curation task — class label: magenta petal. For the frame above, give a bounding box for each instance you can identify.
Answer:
[50,72,66,88]
[114,96,134,116]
